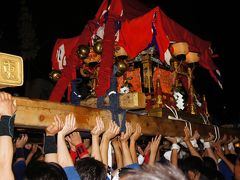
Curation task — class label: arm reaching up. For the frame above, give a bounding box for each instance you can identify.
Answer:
[112,136,123,169]
[183,126,202,159]
[130,123,142,163]
[149,135,161,166]
[44,115,64,163]
[165,136,179,167]
[203,132,218,164]
[66,131,90,163]
[57,114,81,180]
[235,155,240,180]
[120,122,134,167]
[0,92,17,180]
[100,121,120,166]
[25,144,38,165]
[57,113,77,168]
[14,134,28,164]
[214,142,234,173]
[91,116,104,161]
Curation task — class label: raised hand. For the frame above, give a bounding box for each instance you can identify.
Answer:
[149,135,161,165]
[65,136,76,151]
[30,144,38,154]
[25,144,40,165]
[0,92,16,118]
[57,113,77,168]
[91,116,105,136]
[46,115,64,136]
[100,121,120,166]
[59,113,77,136]
[165,136,177,144]
[232,136,239,144]
[218,134,227,145]
[130,123,142,142]
[205,132,215,142]
[183,126,191,142]
[112,136,122,150]
[103,121,120,140]
[16,134,28,148]
[120,122,133,142]
[213,143,224,158]
[150,135,162,153]
[66,131,82,146]
[192,130,200,140]
[137,145,144,156]
[144,142,151,155]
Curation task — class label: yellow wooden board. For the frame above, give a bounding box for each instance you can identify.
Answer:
[80,92,146,110]
[0,52,24,88]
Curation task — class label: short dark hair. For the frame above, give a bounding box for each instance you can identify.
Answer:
[180,156,204,174]
[202,156,217,171]
[25,161,67,180]
[75,157,107,180]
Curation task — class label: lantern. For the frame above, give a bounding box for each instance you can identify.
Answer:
[186,52,200,64]
[170,42,189,61]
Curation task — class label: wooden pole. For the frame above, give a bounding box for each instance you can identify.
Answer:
[14,97,240,138]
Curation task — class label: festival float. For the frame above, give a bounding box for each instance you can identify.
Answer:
[2,0,238,139]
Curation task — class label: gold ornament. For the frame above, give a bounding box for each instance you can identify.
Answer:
[115,60,128,77]
[77,44,90,59]
[49,70,61,81]
[93,41,102,54]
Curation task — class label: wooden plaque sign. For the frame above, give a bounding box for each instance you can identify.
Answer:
[0,52,24,88]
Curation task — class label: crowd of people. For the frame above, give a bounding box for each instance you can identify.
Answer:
[0,91,240,180]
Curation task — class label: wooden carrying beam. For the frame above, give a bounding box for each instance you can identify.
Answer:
[15,97,240,138]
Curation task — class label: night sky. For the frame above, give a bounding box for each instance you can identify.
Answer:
[0,0,239,126]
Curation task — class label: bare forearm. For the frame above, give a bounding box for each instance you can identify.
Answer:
[100,136,110,166]
[25,153,34,165]
[121,141,133,166]
[186,141,202,159]
[156,148,161,162]
[0,136,14,180]
[91,136,102,161]
[57,133,74,167]
[45,153,58,163]
[130,140,138,163]
[149,150,157,166]
[171,149,178,167]
[112,145,123,169]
